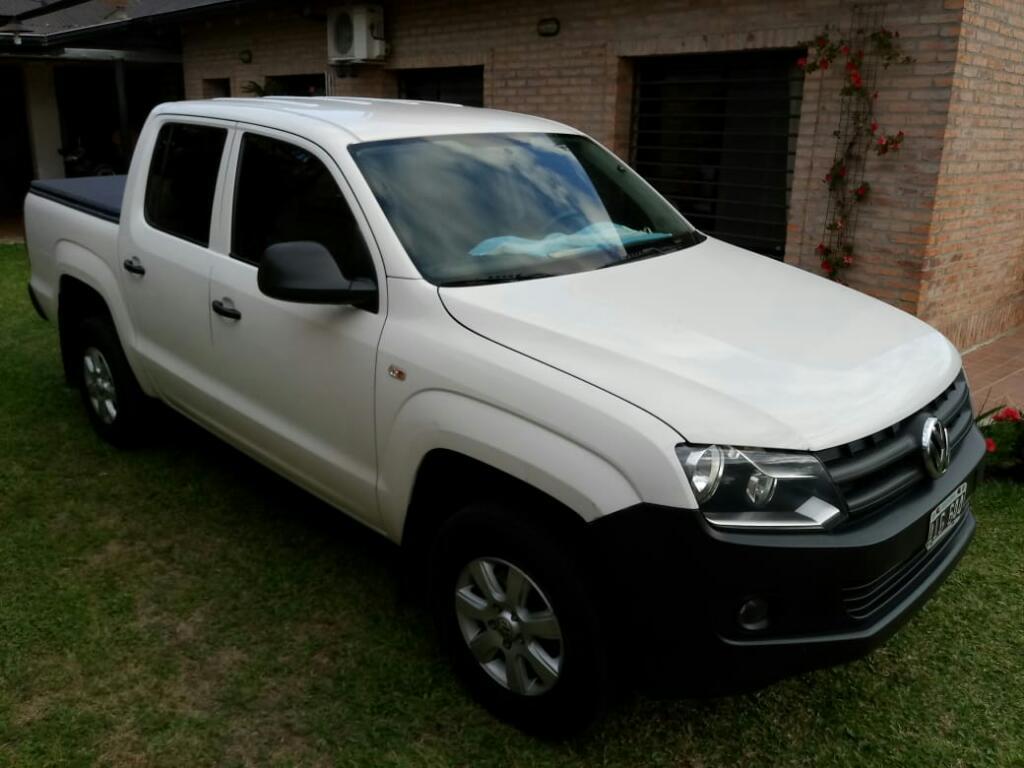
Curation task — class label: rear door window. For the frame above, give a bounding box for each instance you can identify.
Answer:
[144,122,227,246]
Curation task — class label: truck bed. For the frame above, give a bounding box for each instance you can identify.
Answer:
[29,175,126,224]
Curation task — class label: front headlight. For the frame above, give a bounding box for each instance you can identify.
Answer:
[675,445,845,530]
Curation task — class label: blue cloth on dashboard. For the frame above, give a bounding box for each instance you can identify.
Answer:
[468,222,670,259]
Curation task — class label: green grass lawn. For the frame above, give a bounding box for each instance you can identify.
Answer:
[1,242,1022,767]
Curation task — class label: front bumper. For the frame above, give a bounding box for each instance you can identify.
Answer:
[586,426,986,694]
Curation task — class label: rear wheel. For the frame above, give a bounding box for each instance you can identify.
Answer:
[431,502,610,735]
[75,316,148,446]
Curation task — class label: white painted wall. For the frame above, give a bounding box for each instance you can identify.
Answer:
[23,62,64,180]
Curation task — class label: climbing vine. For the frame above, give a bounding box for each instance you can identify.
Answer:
[797,24,913,281]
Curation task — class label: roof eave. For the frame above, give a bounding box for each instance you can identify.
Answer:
[0,0,252,51]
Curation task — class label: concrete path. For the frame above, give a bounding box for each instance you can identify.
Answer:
[963,326,1024,412]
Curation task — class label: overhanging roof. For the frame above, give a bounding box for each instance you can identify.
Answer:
[0,0,250,51]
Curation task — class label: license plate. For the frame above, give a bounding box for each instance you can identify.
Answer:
[926,482,968,550]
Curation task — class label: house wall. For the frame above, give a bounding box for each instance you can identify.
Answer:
[917,0,1024,350]
[180,0,1018,347]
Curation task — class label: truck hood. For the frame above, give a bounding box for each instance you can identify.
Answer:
[439,238,961,451]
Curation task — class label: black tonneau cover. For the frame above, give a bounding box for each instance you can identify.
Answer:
[29,175,126,224]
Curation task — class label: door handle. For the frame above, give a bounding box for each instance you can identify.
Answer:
[123,257,146,276]
[212,299,242,321]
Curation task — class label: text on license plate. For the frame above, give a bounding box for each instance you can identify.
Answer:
[926,482,968,551]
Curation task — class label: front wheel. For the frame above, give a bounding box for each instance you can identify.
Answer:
[430,502,611,735]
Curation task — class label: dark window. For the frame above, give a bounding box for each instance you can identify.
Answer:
[232,133,373,280]
[144,122,227,246]
[632,50,803,259]
[398,66,484,107]
[0,65,32,216]
[202,77,231,99]
[263,74,326,96]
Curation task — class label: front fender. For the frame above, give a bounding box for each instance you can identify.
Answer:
[377,389,642,541]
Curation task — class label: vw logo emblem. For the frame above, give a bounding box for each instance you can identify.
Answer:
[921,416,951,478]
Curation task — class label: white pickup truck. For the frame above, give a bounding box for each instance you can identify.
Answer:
[24,97,983,733]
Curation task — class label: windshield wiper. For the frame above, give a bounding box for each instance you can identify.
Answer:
[599,233,703,268]
[437,272,554,287]
[623,233,694,257]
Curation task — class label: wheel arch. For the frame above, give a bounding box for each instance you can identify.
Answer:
[55,243,152,394]
[400,448,590,559]
[58,273,117,385]
[380,390,642,549]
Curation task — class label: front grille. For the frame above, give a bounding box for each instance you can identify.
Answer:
[816,372,973,519]
[841,510,969,620]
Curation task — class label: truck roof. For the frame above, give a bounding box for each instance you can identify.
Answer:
[151,97,578,144]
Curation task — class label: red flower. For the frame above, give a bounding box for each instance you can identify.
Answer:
[820,259,833,273]
[850,71,863,89]
[824,172,832,183]
[870,120,879,134]
[816,36,827,48]
[994,406,1022,422]
[838,165,848,178]
[797,57,808,69]
[842,253,854,266]
[820,58,830,70]
[841,44,850,55]
[986,437,997,453]
[855,184,868,197]
[877,136,888,147]
[815,242,827,255]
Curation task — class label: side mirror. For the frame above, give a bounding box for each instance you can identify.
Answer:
[257,241,377,311]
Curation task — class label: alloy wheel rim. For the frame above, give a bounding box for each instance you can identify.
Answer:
[82,347,118,425]
[454,557,563,696]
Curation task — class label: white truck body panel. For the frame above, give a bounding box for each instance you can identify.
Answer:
[23,96,960,543]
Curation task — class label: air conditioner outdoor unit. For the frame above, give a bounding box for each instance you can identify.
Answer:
[327,5,387,63]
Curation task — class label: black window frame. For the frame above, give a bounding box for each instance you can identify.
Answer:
[228,130,377,286]
[143,120,228,248]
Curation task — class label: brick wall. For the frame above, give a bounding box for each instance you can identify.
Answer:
[785,2,963,314]
[916,0,1024,350]
[182,8,328,99]
[180,0,1021,347]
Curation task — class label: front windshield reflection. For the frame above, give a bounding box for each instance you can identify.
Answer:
[350,132,700,285]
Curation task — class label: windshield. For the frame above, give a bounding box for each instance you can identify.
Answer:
[349,132,703,285]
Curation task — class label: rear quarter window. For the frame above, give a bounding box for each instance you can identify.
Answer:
[144,122,227,247]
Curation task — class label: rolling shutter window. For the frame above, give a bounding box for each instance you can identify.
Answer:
[632,50,803,259]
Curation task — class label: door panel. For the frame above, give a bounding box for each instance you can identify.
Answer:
[208,258,383,519]
[119,119,232,412]
[207,127,385,524]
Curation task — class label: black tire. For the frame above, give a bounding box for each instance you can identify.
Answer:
[74,315,148,447]
[430,501,611,736]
